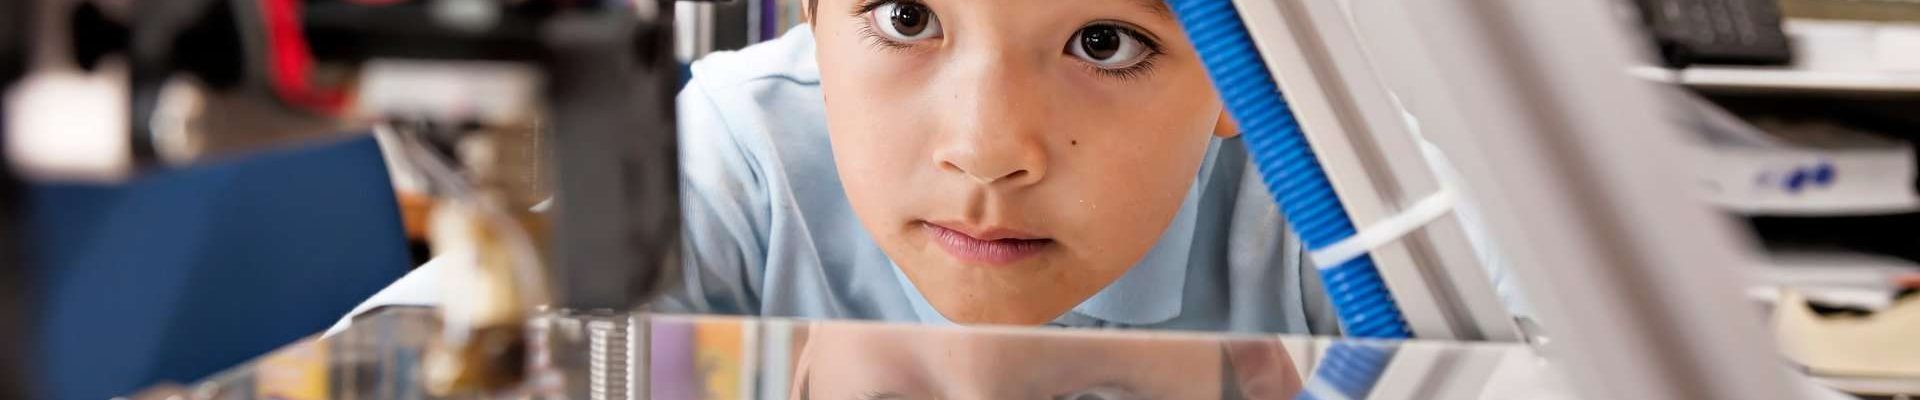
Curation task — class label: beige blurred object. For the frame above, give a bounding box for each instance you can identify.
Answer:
[3,64,131,181]
[421,199,546,396]
[350,58,556,398]
[1775,290,1920,378]
[412,122,554,396]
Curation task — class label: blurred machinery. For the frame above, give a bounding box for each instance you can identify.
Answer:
[6,0,694,396]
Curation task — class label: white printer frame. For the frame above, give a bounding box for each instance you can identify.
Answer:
[1232,0,1812,399]
[1230,0,1518,342]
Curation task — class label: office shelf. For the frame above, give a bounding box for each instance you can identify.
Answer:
[1697,144,1919,215]
[1634,19,1920,95]
[1637,66,1920,94]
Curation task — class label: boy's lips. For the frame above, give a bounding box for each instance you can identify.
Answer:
[922,221,1053,265]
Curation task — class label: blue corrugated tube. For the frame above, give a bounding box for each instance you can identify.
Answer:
[1167,0,1412,339]
[1300,343,1398,400]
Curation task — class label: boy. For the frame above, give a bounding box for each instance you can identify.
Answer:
[662,0,1332,333]
[343,0,1337,334]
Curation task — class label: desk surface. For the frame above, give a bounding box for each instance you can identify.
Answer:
[127,307,1580,400]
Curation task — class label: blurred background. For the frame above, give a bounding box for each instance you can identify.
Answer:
[1,0,1919,399]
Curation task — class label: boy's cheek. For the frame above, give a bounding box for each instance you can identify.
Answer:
[1061,107,1217,190]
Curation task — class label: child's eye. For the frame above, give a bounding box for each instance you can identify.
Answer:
[867,1,942,42]
[1067,24,1155,71]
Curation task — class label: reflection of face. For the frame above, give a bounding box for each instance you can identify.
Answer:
[813,0,1229,325]
[793,323,1304,400]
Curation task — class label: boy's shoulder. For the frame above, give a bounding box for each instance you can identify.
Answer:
[687,27,821,90]
[678,25,830,163]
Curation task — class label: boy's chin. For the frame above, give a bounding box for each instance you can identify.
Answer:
[898,261,1130,326]
[927,298,1073,326]
[911,272,1101,326]
[887,235,1133,326]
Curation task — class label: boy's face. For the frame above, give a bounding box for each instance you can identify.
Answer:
[814,0,1228,325]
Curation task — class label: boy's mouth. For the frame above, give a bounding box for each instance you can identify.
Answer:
[922,221,1054,265]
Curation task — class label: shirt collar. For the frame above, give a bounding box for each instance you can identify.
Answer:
[790,26,821,82]
[893,140,1223,327]
[891,264,958,326]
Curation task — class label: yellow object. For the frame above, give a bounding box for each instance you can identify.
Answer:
[697,320,748,400]
[254,339,330,400]
[1776,290,1920,378]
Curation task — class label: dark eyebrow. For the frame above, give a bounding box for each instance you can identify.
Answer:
[1129,0,1175,19]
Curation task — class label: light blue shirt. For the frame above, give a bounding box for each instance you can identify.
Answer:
[656,27,1336,334]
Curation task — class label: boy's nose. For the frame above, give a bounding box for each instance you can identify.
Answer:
[934,53,1050,188]
[937,145,1043,187]
[932,103,1049,188]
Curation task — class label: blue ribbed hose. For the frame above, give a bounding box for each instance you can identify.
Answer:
[1167,0,1413,338]
[1299,343,1398,400]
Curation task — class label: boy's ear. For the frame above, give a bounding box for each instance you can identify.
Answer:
[1213,111,1240,138]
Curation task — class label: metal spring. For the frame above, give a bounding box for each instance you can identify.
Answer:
[586,318,632,400]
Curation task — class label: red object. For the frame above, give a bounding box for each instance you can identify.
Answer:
[1898,274,1920,289]
[261,0,348,115]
